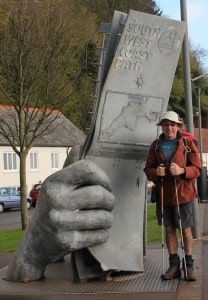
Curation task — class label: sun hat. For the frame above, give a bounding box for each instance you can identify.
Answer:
[157,111,183,126]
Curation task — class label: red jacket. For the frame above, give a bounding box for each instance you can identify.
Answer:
[143,132,201,206]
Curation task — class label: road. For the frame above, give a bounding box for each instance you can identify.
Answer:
[0,190,151,232]
[0,207,35,231]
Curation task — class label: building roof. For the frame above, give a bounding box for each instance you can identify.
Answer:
[33,113,86,147]
[0,105,86,147]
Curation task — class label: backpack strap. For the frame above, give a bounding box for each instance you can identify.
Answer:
[182,137,191,166]
[154,139,159,155]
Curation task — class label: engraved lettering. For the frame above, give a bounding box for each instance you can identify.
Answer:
[128,94,146,101]
[114,58,142,72]
[124,33,136,45]
[113,14,181,85]
[119,47,152,61]
[124,34,151,48]
[127,23,161,38]
[114,21,162,74]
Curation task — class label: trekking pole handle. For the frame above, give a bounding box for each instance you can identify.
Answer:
[174,175,178,185]
[159,164,165,182]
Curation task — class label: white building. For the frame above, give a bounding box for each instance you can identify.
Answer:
[0,106,86,192]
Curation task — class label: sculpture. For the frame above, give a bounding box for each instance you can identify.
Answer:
[6,9,186,282]
[6,158,115,282]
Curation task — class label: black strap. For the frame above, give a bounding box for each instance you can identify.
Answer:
[154,139,159,154]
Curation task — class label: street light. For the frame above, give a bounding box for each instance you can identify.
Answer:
[191,73,208,164]
[191,73,208,202]
[191,73,208,82]
[180,0,194,134]
[180,0,200,239]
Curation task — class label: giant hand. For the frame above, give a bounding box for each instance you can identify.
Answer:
[6,159,115,282]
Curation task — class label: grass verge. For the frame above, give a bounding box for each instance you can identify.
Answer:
[146,204,162,244]
[0,229,23,252]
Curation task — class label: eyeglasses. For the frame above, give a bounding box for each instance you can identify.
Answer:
[161,122,177,127]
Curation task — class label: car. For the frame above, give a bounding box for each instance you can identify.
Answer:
[0,186,32,213]
[29,183,42,207]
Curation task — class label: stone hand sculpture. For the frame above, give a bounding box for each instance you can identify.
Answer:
[6,159,115,282]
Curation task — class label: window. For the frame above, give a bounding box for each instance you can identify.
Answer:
[0,188,8,196]
[3,152,18,171]
[51,152,59,170]
[30,152,38,170]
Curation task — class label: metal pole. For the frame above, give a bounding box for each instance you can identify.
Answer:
[198,87,203,164]
[160,177,165,275]
[180,0,200,239]
[192,73,208,161]
[191,75,208,202]
[180,0,194,134]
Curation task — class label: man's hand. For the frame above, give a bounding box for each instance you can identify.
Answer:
[156,165,166,177]
[6,159,115,282]
[170,162,185,176]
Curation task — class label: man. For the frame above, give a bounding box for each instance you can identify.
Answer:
[144,111,201,281]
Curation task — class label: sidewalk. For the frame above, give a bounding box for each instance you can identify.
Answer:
[0,202,207,299]
[177,201,208,300]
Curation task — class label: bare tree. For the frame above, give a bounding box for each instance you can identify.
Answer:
[0,0,91,229]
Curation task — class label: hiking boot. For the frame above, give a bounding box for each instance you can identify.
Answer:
[161,254,181,280]
[182,257,196,281]
[161,264,181,280]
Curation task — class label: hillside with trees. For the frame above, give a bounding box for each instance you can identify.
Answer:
[0,0,207,133]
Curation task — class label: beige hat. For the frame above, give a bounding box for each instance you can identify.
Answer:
[157,111,183,126]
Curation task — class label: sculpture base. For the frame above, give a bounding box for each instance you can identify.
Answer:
[0,246,178,298]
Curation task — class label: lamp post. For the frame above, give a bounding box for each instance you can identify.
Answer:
[195,87,202,164]
[198,87,203,164]
[180,0,194,134]
[180,0,201,239]
[191,73,208,164]
[191,73,208,203]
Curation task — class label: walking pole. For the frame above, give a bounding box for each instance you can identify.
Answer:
[160,164,165,276]
[174,177,188,279]
[161,176,165,275]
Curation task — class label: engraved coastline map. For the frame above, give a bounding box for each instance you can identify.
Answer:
[98,90,164,145]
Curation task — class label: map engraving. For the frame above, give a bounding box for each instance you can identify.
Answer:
[98,90,164,145]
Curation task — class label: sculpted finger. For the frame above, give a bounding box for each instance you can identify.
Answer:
[49,209,113,230]
[43,159,112,192]
[58,229,109,251]
[45,184,115,211]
